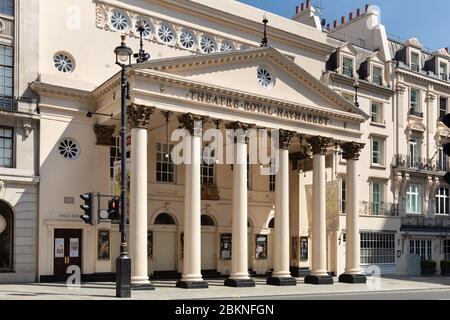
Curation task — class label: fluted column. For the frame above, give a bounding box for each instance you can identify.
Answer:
[176,113,208,289]
[339,142,366,284]
[268,130,297,286]
[305,136,333,285]
[224,122,255,287]
[127,104,155,289]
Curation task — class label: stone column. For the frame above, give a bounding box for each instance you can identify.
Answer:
[225,122,255,287]
[127,104,155,289]
[268,129,297,286]
[338,142,366,284]
[305,136,333,285]
[176,113,209,289]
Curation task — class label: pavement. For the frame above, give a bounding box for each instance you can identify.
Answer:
[1,276,450,300]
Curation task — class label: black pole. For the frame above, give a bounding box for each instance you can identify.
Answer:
[116,64,131,298]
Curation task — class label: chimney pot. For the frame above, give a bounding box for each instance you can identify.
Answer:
[341,16,346,24]
[306,0,311,8]
[349,12,354,20]
[365,4,370,12]
[301,3,305,11]
[334,20,338,28]
[326,24,330,31]
[296,5,299,14]
[357,8,361,16]
[446,47,449,53]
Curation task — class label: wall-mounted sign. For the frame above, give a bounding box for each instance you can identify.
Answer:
[255,235,268,260]
[220,233,232,260]
[300,237,309,261]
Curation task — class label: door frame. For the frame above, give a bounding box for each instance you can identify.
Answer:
[53,228,83,281]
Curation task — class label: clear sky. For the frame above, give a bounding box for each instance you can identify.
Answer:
[238,0,449,52]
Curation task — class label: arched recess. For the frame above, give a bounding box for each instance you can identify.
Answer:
[150,210,178,272]
[201,213,217,271]
[0,200,14,272]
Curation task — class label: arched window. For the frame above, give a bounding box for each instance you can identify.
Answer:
[0,201,13,271]
[201,215,215,226]
[154,213,176,225]
[268,218,275,229]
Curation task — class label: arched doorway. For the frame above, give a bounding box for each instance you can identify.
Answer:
[0,201,13,271]
[201,214,216,271]
[153,212,177,271]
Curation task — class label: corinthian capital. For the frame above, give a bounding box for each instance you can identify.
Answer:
[278,129,295,150]
[306,136,332,155]
[177,113,208,135]
[340,142,365,160]
[127,104,155,129]
[94,124,115,146]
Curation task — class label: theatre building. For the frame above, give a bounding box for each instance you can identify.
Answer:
[18,0,444,285]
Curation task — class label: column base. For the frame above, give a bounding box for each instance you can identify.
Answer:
[338,273,367,284]
[224,278,256,288]
[132,282,155,291]
[266,277,297,286]
[304,274,334,285]
[176,280,209,289]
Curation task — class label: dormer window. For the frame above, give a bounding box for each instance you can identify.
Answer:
[342,57,354,78]
[372,66,383,86]
[411,52,420,72]
[439,62,448,81]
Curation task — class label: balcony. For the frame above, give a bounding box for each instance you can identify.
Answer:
[392,154,447,174]
[360,201,399,217]
[408,107,423,118]
[401,215,450,232]
[440,73,448,81]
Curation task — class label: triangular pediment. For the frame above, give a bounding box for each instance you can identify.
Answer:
[132,47,368,121]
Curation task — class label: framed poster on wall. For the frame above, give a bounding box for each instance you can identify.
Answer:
[97,230,110,260]
[147,231,153,258]
[255,235,268,260]
[220,233,232,260]
[300,237,309,261]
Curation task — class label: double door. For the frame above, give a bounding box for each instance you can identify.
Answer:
[53,229,82,281]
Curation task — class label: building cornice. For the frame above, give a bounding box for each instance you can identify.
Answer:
[30,82,95,103]
[395,67,450,91]
[330,73,395,97]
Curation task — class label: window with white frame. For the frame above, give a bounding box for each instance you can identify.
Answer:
[410,240,432,260]
[410,88,421,113]
[406,184,422,214]
[0,45,14,111]
[156,143,175,183]
[408,138,421,167]
[438,146,448,171]
[372,66,383,85]
[201,146,215,185]
[341,177,346,214]
[371,181,384,215]
[360,233,395,264]
[0,127,13,168]
[439,62,448,81]
[440,97,447,120]
[436,187,449,215]
[410,52,420,72]
[342,57,354,77]
[371,101,383,124]
[371,137,384,166]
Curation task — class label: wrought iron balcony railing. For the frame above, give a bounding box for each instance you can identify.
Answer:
[401,215,450,232]
[360,201,399,217]
[408,107,423,118]
[393,154,448,173]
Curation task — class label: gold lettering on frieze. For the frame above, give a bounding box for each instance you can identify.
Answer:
[188,89,331,126]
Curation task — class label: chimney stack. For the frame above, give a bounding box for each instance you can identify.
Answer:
[296,5,299,14]
[326,24,330,31]
[301,3,305,11]
[365,4,370,12]
[341,16,346,25]
[357,8,361,17]
[306,0,311,8]
[333,20,338,28]
[349,12,354,20]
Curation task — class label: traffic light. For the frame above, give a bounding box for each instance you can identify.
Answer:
[80,193,94,225]
[442,114,450,185]
[108,197,120,221]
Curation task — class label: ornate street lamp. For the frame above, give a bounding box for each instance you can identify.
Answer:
[261,14,269,47]
[114,34,133,298]
[353,80,360,108]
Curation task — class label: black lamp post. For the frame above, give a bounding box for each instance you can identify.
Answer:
[114,34,133,298]
[261,14,269,47]
[354,80,360,108]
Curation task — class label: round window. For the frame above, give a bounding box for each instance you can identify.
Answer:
[257,66,275,88]
[157,24,175,44]
[199,35,215,53]
[53,53,75,73]
[178,29,196,49]
[110,9,129,32]
[219,41,234,52]
[58,138,81,160]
